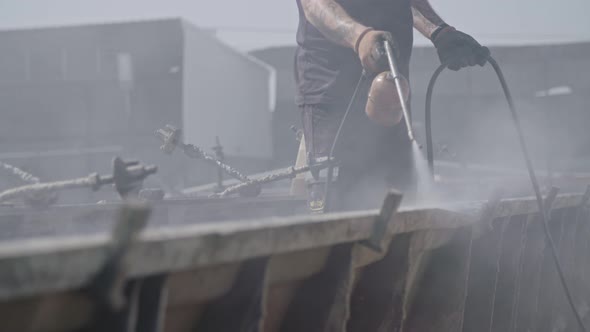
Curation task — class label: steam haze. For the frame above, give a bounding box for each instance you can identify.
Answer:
[0,0,589,51]
[0,0,589,202]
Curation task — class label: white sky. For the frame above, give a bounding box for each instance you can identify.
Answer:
[0,0,589,51]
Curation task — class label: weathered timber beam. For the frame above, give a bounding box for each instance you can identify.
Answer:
[0,193,586,302]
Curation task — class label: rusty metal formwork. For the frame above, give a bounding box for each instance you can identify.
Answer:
[0,191,589,332]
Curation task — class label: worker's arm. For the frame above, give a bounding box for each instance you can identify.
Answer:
[411,0,490,71]
[299,0,368,49]
[300,0,392,73]
[410,0,446,39]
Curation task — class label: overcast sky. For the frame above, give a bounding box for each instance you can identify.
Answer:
[0,0,589,51]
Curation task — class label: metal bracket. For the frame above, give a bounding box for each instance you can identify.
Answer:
[135,275,168,332]
[361,190,403,253]
[473,189,504,239]
[578,185,590,208]
[86,203,150,331]
[156,124,181,155]
[111,157,158,199]
[290,125,303,142]
[543,186,560,217]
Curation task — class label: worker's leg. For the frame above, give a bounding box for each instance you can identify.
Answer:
[301,102,415,212]
[334,106,415,211]
[300,104,344,213]
[300,42,414,212]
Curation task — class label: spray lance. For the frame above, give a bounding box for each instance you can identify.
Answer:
[381,40,417,143]
[323,38,418,212]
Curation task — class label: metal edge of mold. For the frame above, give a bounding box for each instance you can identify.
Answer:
[0,193,586,301]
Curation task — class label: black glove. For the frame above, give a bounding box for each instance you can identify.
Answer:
[432,26,490,71]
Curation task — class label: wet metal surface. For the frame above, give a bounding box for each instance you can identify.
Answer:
[0,192,588,331]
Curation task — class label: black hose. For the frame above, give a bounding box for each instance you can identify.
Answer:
[323,73,367,213]
[425,64,446,175]
[425,56,587,331]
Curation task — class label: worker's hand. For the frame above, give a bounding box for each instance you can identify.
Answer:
[432,27,490,71]
[355,29,396,75]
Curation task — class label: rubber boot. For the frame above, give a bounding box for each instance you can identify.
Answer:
[306,180,326,214]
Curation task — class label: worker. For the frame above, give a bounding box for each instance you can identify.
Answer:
[296,0,490,212]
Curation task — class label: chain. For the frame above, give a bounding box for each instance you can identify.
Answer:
[212,160,333,198]
[182,143,251,182]
[0,161,40,184]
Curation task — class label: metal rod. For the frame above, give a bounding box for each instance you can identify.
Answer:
[182,143,251,183]
[383,40,415,142]
[213,136,226,192]
[0,174,104,203]
[213,160,334,198]
[155,126,251,183]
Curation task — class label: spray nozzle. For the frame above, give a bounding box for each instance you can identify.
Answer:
[382,40,417,143]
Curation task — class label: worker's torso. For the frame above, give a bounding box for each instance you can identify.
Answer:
[295,0,413,106]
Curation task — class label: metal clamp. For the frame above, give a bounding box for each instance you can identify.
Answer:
[156,124,181,155]
[362,190,403,253]
[290,125,303,142]
[86,203,150,331]
[543,186,560,217]
[578,185,590,208]
[110,157,158,199]
[473,189,504,239]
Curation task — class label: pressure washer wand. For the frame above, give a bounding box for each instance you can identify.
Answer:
[383,40,416,142]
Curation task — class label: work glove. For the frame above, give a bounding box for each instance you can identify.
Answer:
[432,26,490,71]
[355,29,396,75]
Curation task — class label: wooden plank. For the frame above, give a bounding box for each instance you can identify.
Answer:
[403,227,473,332]
[511,214,546,332]
[461,218,505,332]
[576,207,590,326]
[506,213,534,332]
[552,207,581,331]
[166,263,241,307]
[347,234,411,332]
[0,292,94,332]
[279,244,355,332]
[261,247,331,332]
[195,258,268,332]
[136,275,168,332]
[490,215,527,332]
[533,209,565,332]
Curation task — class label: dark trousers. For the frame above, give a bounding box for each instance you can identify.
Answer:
[301,97,415,211]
